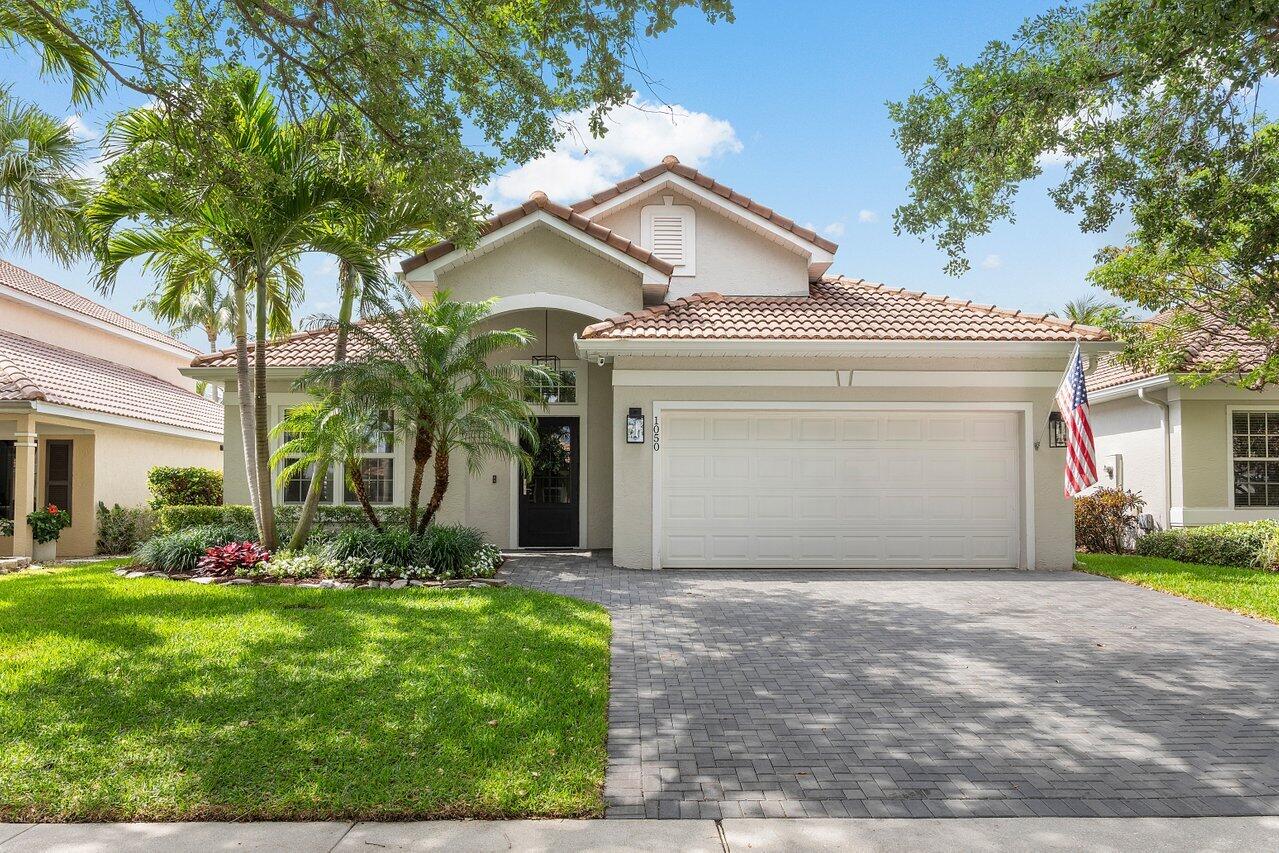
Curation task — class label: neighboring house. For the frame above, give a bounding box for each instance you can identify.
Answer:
[1091,320,1279,530]
[187,157,1109,570]
[0,260,224,558]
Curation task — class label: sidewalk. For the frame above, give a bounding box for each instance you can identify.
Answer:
[3,817,1277,852]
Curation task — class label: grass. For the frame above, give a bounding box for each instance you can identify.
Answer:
[1076,552,1279,625]
[0,559,610,821]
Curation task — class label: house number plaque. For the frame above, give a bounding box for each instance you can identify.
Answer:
[652,416,660,452]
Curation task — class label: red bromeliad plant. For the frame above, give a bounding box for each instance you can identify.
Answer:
[196,541,270,576]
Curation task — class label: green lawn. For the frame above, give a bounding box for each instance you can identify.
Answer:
[0,560,610,821]
[1076,552,1279,625]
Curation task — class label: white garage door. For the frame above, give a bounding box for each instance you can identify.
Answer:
[657,408,1023,569]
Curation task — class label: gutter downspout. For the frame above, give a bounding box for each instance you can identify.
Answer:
[1137,387,1172,529]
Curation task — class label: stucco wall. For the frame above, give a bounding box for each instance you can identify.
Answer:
[608,360,1073,571]
[1091,394,1169,528]
[1176,399,1230,508]
[592,187,811,298]
[0,295,199,390]
[431,226,644,317]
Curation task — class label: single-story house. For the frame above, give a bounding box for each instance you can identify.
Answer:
[1091,319,1279,529]
[187,157,1110,570]
[1,260,224,558]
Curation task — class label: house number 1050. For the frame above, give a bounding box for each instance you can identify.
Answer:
[652,416,660,452]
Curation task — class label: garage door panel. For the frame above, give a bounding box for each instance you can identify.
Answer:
[659,409,1022,569]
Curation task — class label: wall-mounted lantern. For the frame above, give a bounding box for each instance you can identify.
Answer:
[626,407,645,444]
[1048,411,1068,448]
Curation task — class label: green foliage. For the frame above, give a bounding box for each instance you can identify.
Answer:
[242,552,434,582]
[0,517,11,537]
[26,504,70,544]
[0,560,609,819]
[95,503,154,555]
[420,525,499,578]
[1074,488,1144,554]
[306,523,499,578]
[135,525,254,574]
[1076,553,1279,625]
[1135,520,1279,571]
[316,527,424,566]
[154,504,254,535]
[147,467,223,508]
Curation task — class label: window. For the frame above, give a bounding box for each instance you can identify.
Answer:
[1231,411,1279,507]
[538,368,577,405]
[640,196,695,274]
[44,440,71,512]
[283,461,333,504]
[343,410,395,504]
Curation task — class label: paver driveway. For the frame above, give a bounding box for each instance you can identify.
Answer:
[506,553,1279,820]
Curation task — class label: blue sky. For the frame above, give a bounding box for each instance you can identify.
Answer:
[7,0,1125,350]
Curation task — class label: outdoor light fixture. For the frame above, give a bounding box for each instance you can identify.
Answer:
[532,309,560,373]
[626,407,645,444]
[1048,411,1067,448]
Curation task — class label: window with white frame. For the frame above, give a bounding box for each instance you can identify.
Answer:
[279,407,334,504]
[538,367,577,405]
[1231,411,1279,507]
[344,410,395,504]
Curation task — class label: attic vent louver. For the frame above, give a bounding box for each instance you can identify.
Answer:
[640,195,695,275]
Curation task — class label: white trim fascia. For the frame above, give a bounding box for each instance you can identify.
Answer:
[1088,374,1174,404]
[1,284,198,359]
[489,292,620,322]
[649,401,1036,571]
[579,337,1115,359]
[0,400,222,442]
[1173,506,1279,526]
[578,173,837,272]
[402,211,669,287]
[614,369,1064,388]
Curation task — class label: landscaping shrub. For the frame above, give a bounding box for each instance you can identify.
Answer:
[237,552,434,581]
[95,503,154,554]
[422,524,501,578]
[316,527,426,566]
[1136,520,1279,570]
[147,466,223,508]
[155,504,256,535]
[0,518,12,537]
[196,541,271,577]
[135,525,254,574]
[27,504,71,544]
[1075,488,1145,553]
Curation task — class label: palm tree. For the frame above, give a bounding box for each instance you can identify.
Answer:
[271,399,387,532]
[306,294,549,535]
[88,68,375,549]
[1060,296,1117,326]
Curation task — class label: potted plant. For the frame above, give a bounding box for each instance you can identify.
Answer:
[27,504,71,562]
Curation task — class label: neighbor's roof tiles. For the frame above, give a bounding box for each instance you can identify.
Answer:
[0,259,197,352]
[0,329,222,433]
[579,277,1109,342]
[1090,312,1269,390]
[400,192,675,275]
[571,155,839,253]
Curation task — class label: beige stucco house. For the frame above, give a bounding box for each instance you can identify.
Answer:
[189,157,1110,570]
[1,260,224,558]
[1091,326,1279,530]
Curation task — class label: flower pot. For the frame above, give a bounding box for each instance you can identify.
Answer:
[32,540,56,563]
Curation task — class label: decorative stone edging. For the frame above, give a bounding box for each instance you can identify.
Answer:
[112,567,508,590]
[0,557,32,575]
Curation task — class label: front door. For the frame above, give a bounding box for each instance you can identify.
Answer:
[519,417,580,548]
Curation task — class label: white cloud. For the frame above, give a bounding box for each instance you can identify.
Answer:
[980,253,1003,270]
[486,98,742,207]
[857,209,878,223]
[63,114,97,140]
[823,221,845,238]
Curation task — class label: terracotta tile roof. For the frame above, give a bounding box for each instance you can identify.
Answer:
[0,329,222,434]
[1091,312,1269,390]
[190,320,382,369]
[580,277,1110,342]
[0,259,198,353]
[571,155,840,254]
[401,191,675,276]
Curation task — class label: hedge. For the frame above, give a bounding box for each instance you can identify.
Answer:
[147,467,223,508]
[155,503,416,537]
[1136,520,1279,570]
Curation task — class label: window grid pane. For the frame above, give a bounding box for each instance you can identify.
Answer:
[345,458,394,504]
[1232,411,1279,506]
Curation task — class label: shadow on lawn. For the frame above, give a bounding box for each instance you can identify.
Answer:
[0,565,610,821]
[511,554,1279,819]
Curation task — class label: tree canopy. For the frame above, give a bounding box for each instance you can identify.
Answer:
[890,1,1279,388]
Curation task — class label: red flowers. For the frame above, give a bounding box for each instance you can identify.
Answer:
[46,504,60,514]
[196,541,271,577]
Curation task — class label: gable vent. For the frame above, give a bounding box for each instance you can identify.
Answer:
[650,216,686,264]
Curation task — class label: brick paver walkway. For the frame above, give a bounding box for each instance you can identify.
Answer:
[506,552,1279,819]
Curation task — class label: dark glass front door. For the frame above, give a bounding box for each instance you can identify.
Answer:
[519,417,580,548]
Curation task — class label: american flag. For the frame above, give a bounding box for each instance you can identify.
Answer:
[1056,344,1097,498]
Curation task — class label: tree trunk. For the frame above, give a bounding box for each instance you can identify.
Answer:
[288,261,356,551]
[417,441,450,535]
[347,458,383,531]
[233,274,261,536]
[253,261,278,550]
[407,412,432,533]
